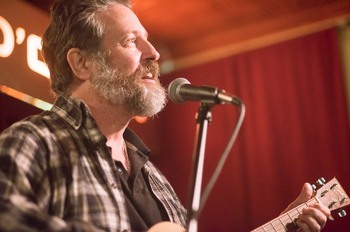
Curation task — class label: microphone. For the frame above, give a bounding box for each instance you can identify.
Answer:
[167,78,242,106]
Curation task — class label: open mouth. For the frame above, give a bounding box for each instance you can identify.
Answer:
[142,73,155,83]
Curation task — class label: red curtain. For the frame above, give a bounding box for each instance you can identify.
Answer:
[131,28,350,231]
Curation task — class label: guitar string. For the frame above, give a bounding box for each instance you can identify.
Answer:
[256,199,317,232]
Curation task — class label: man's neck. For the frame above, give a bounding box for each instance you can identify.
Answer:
[89,99,133,172]
[72,89,133,170]
[72,85,132,137]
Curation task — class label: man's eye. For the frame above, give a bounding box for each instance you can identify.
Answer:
[128,38,136,44]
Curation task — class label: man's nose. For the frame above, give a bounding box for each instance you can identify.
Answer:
[140,40,160,61]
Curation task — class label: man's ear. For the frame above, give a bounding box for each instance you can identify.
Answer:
[67,48,93,81]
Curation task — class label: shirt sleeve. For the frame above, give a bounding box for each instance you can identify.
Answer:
[0,123,104,232]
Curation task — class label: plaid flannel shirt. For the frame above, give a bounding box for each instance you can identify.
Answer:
[0,95,187,232]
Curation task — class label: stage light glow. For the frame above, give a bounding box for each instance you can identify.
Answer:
[0,84,52,111]
[135,116,148,124]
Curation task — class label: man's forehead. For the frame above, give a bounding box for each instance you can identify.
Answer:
[99,3,146,35]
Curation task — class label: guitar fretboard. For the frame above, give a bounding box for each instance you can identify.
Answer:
[252,198,318,232]
[251,178,349,232]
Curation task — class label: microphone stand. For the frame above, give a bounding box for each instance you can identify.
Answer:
[186,102,214,232]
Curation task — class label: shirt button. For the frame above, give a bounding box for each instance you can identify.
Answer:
[111,183,118,189]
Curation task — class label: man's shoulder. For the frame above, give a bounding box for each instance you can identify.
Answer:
[12,110,63,129]
[0,111,68,142]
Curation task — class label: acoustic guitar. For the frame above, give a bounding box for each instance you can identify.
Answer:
[148,177,349,232]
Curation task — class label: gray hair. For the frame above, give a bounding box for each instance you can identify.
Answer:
[41,0,132,96]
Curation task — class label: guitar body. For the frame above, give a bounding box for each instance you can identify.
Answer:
[148,222,186,232]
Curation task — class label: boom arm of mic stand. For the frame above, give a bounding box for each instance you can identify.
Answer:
[186,102,214,232]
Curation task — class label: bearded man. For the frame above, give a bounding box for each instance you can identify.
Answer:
[0,1,185,231]
[0,0,329,232]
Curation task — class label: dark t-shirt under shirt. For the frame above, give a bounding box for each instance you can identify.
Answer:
[114,148,169,231]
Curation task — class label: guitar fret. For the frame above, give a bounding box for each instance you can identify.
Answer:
[286,211,297,227]
[273,218,287,231]
[271,223,277,232]
[253,219,288,231]
[278,217,287,231]
[279,211,297,231]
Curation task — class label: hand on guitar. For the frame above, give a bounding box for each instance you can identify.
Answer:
[281,183,330,232]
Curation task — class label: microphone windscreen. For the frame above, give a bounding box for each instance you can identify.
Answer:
[167,78,190,104]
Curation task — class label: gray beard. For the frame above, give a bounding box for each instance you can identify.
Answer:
[90,61,167,117]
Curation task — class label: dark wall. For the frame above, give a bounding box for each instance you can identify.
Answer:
[0,93,43,133]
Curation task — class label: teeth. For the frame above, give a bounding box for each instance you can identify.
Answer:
[142,73,154,80]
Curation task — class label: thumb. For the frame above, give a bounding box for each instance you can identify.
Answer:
[281,183,313,214]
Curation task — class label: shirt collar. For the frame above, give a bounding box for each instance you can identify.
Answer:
[50,95,89,130]
[124,128,151,156]
[50,95,151,156]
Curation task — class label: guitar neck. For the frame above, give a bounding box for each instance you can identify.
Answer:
[251,198,317,232]
[251,177,350,232]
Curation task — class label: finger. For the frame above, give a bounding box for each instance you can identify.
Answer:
[307,203,331,218]
[295,183,314,204]
[298,213,322,232]
[301,206,329,229]
[296,220,311,232]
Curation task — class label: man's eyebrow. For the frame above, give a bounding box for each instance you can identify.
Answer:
[128,29,149,38]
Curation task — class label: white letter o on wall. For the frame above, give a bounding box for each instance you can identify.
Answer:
[0,15,15,58]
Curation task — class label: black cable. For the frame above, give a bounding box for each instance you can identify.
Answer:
[193,100,246,220]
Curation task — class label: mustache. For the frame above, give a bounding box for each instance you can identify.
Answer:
[134,60,160,80]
